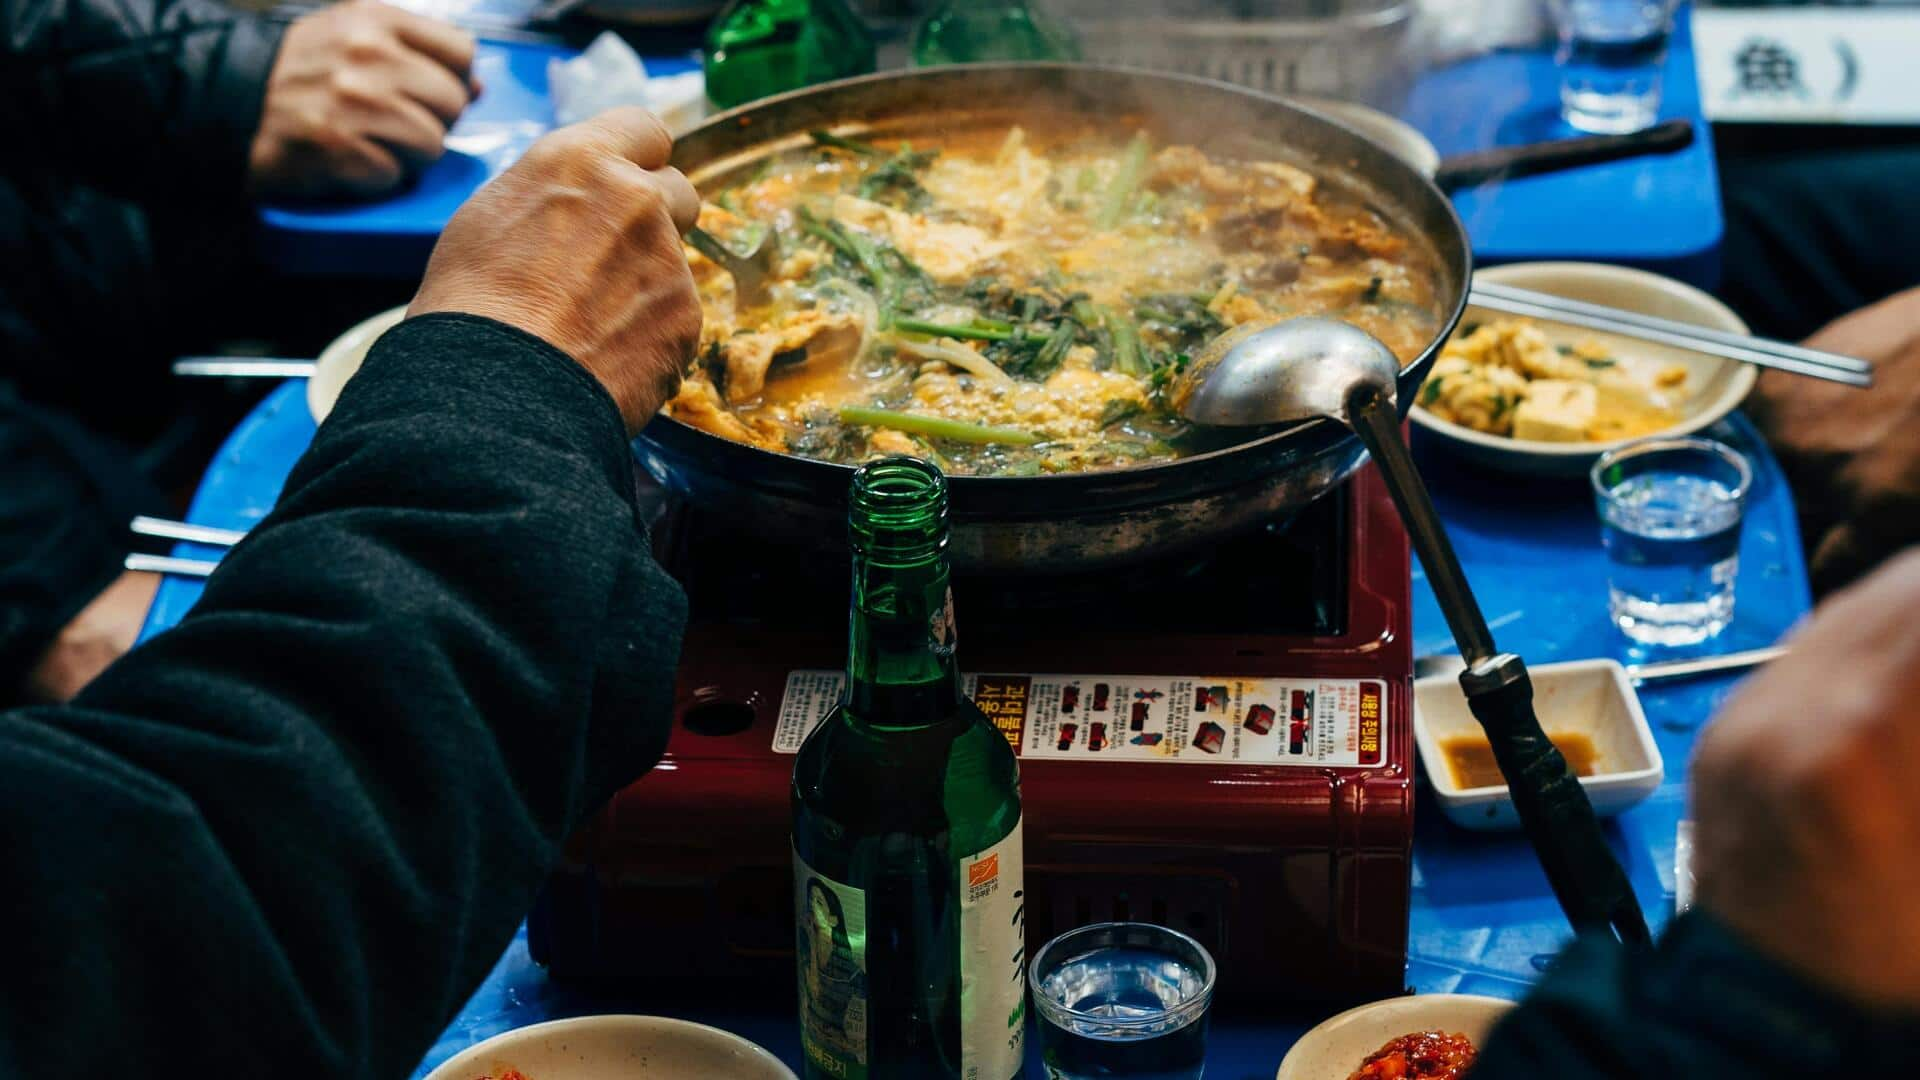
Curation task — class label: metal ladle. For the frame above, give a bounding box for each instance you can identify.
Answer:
[686,226,777,307]
[1174,317,1651,945]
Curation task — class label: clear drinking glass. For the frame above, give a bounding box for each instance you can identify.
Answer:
[1030,922,1217,1080]
[1592,437,1752,647]
[1546,0,1679,134]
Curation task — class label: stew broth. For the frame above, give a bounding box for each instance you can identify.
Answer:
[666,122,1447,475]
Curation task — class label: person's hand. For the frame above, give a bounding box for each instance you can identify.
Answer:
[249,0,479,199]
[1691,548,1920,1012]
[409,107,702,432]
[1746,287,1920,594]
[23,571,161,703]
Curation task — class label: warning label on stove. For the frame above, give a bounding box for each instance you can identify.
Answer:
[772,671,1388,767]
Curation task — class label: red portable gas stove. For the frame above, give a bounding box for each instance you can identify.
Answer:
[530,464,1415,1004]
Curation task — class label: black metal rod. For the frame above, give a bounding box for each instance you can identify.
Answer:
[1345,386,1496,666]
[1346,383,1650,945]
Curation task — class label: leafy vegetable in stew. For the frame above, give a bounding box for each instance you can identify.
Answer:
[667,123,1446,475]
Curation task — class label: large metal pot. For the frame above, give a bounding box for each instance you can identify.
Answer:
[639,63,1471,574]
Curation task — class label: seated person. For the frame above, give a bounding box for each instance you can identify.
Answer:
[1,0,480,701]
[1745,286,1920,595]
[0,106,1911,1075]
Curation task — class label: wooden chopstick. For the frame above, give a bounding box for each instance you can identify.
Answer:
[1468,282,1872,387]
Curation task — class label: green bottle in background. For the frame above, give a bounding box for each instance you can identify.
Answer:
[703,0,877,111]
[909,0,1081,65]
[791,457,1027,1080]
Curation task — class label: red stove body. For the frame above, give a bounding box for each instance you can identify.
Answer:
[531,466,1415,1004]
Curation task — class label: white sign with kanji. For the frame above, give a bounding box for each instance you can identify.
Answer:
[1695,7,1920,124]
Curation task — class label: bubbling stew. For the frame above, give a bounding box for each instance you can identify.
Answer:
[666,122,1448,476]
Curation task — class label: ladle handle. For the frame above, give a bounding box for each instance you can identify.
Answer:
[1347,386,1651,946]
[1462,656,1652,945]
[1346,388,1495,665]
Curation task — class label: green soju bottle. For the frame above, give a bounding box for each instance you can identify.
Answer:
[792,457,1027,1080]
[909,0,1080,65]
[703,0,877,111]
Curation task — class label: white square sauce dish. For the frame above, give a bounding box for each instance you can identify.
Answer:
[1414,658,1664,831]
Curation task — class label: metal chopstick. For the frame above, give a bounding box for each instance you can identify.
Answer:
[173,357,319,378]
[1468,283,1872,387]
[131,516,247,548]
[1474,282,1871,373]
[125,553,219,578]
[1627,644,1788,683]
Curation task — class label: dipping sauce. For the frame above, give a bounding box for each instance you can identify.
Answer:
[1441,732,1601,789]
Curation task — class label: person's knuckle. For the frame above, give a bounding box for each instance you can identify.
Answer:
[312,118,359,155]
[342,26,392,63]
[626,173,667,214]
[326,66,375,106]
[523,128,594,173]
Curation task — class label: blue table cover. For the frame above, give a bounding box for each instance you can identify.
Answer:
[255,41,700,276]
[1404,6,1724,287]
[255,16,1723,285]
[139,380,1807,1078]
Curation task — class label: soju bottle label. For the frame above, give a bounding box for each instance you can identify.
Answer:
[795,857,870,1080]
[959,820,1026,1080]
[929,585,957,660]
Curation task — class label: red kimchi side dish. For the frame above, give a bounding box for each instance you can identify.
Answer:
[1347,1029,1479,1080]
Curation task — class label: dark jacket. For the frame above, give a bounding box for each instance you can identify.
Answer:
[0,0,286,688]
[1479,912,1920,1077]
[0,315,686,1076]
[1,0,283,409]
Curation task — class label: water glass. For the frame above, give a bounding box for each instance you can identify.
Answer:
[1592,437,1752,647]
[1546,0,1679,134]
[1030,922,1217,1080]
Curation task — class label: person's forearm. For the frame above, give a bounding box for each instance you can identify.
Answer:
[0,314,685,1077]
[0,0,281,202]
[1473,912,1920,1078]
[0,385,168,698]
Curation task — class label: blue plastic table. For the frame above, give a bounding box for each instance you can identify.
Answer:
[255,42,700,276]
[256,19,1723,286]
[139,380,1808,1078]
[1404,7,1724,288]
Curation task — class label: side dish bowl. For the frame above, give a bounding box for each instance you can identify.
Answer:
[1409,262,1755,476]
[1276,993,1516,1080]
[422,1014,796,1080]
[309,305,405,423]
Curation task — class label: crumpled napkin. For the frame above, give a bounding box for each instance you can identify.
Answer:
[549,31,706,132]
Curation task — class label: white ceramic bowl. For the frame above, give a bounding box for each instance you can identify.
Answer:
[1410,262,1757,476]
[423,1015,797,1080]
[309,305,405,423]
[1276,994,1516,1080]
[1413,658,1664,831]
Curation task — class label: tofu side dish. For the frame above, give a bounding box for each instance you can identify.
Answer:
[1419,317,1686,443]
[667,123,1448,476]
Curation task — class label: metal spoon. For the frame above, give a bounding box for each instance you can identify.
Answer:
[1173,316,1651,946]
[686,226,777,307]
